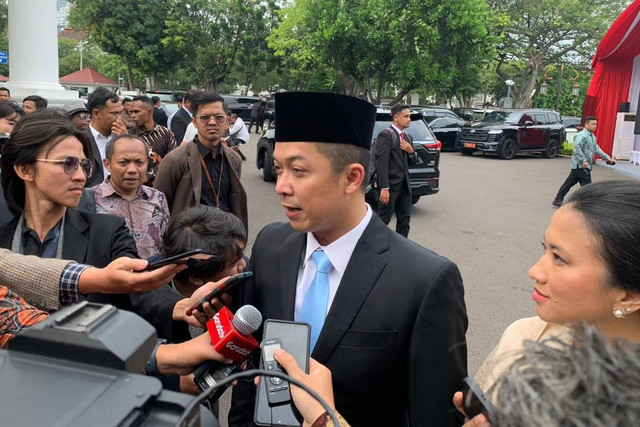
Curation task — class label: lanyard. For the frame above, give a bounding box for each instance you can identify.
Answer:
[200,152,224,208]
[12,212,65,259]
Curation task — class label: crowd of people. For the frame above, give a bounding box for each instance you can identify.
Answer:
[0,87,638,427]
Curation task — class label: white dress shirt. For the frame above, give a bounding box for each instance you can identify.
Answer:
[294,205,373,320]
[89,124,114,179]
[229,117,250,144]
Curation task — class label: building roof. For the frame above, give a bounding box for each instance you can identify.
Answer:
[59,68,118,85]
[0,75,8,82]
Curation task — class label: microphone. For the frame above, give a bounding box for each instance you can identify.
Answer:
[193,305,262,401]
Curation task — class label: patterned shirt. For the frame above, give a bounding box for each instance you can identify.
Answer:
[571,129,610,170]
[0,285,48,348]
[94,178,171,259]
[134,124,177,158]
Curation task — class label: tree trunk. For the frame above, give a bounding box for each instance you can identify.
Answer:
[390,89,410,106]
[126,63,134,91]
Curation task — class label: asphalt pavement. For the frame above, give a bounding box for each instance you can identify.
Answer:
[219,135,636,425]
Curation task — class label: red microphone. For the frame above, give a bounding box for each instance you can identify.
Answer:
[194,305,262,398]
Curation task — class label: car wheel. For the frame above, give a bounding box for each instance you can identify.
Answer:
[498,138,516,160]
[263,118,270,130]
[543,138,558,158]
[411,195,421,205]
[262,149,276,182]
[460,148,475,156]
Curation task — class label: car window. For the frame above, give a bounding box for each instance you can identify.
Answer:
[373,117,435,142]
[429,118,446,128]
[533,113,547,125]
[237,97,258,104]
[444,111,459,119]
[423,115,439,123]
[484,111,523,124]
[520,114,534,124]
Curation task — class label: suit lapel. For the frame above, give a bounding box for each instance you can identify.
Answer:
[62,209,89,263]
[312,216,390,362]
[277,231,306,320]
[186,142,203,204]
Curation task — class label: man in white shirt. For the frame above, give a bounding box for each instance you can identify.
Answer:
[227,113,249,160]
[85,87,129,186]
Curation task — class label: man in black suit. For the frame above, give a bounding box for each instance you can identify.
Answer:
[85,87,129,187]
[372,105,417,237]
[170,89,196,144]
[229,92,467,427]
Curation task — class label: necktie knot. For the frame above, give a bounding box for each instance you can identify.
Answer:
[312,250,332,275]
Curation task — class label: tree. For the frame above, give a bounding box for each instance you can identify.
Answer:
[490,0,628,108]
[268,0,495,104]
[163,0,247,92]
[70,0,175,90]
[532,64,592,116]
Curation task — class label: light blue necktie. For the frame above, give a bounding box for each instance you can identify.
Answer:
[299,250,332,351]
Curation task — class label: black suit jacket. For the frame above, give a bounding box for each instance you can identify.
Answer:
[0,208,137,267]
[170,107,192,144]
[84,128,105,187]
[373,128,417,191]
[229,216,468,427]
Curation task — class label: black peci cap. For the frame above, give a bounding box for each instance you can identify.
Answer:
[274,92,376,149]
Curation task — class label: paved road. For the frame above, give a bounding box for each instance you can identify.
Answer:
[220,134,634,423]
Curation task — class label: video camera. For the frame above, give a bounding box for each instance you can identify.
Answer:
[0,301,216,427]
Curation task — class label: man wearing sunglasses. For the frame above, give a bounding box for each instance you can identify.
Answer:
[155,92,248,233]
[62,100,91,132]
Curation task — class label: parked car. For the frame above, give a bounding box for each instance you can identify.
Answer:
[426,117,465,151]
[262,94,276,129]
[562,116,581,128]
[221,95,260,121]
[456,109,565,160]
[256,110,441,205]
[420,107,462,122]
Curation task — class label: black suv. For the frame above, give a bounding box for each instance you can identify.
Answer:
[221,95,260,121]
[456,109,565,159]
[256,109,441,205]
[262,95,276,129]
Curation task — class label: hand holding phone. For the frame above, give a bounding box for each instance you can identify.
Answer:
[185,271,253,315]
[462,377,496,422]
[144,249,216,271]
[261,338,291,405]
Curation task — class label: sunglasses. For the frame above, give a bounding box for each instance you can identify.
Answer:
[35,156,94,179]
[195,114,227,124]
[77,113,91,120]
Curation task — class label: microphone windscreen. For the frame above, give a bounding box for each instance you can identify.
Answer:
[232,305,262,336]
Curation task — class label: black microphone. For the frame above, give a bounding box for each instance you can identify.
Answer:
[193,305,262,402]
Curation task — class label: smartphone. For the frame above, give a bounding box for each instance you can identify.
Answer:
[144,249,215,270]
[254,320,310,426]
[462,377,496,422]
[186,271,253,314]
[261,338,291,405]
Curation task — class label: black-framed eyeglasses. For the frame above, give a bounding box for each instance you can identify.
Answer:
[35,156,94,179]
[196,114,227,124]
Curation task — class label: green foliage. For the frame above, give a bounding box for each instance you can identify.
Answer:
[560,141,573,156]
[268,0,496,103]
[532,64,591,116]
[491,0,629,108]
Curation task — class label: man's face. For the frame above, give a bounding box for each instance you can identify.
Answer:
[393,108,411,130]
[23,100,37,114]
[0,90,10,100]
[92,99,123,131]
[71,111,91,131]
[584,120,597,133]
[273,142,353,245]
[104,137,148,197]
[122,101,132,113]
[193,102,228,145]
[129,100,152,126]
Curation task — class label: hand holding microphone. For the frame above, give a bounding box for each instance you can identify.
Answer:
[193,304,262,402]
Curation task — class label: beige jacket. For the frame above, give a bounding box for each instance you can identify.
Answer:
[0,248,70,311]
[475,316,572,392]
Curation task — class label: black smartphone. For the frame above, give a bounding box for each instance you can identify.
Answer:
[144,249,215,270]
[462,377,496,422]
[186,271,253,314]
[254,320,310,426]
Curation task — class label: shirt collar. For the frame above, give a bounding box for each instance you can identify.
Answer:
[302,205,372,277]
[196,137,222,158]
[391,124,404,135]
[182,105,193,118]
[90,123,110,140]
[94,177,149,200]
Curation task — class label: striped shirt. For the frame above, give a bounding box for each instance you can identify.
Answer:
[134,124,177,158]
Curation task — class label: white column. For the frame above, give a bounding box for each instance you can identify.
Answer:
[5,0,78,103]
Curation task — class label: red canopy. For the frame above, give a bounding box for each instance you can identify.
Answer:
[585,0,640,155]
